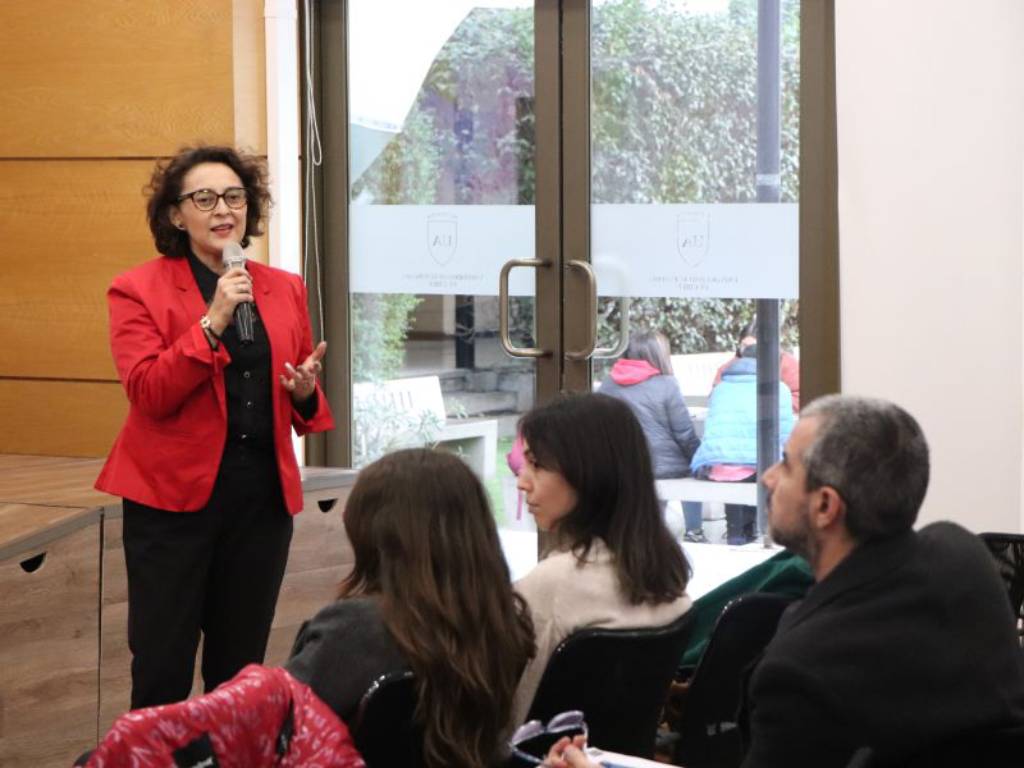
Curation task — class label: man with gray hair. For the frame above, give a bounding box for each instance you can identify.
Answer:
[740,395,1024,767]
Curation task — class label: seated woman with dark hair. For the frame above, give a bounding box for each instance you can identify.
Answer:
[286,448,535,768]
[511,392,693,725]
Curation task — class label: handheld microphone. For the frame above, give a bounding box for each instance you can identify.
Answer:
[223,242,255,345]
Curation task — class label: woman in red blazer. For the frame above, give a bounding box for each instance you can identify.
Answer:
[96,146,334,708]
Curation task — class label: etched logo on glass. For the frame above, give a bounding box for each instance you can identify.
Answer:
[676,212,710,267]
[427,214,458,265]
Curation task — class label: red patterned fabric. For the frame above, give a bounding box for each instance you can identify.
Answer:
[85,665,364,767]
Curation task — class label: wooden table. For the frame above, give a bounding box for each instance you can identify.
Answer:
[0,501,101,562]
[0,456,109,509]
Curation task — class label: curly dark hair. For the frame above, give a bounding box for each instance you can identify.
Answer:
[146,145,272,258]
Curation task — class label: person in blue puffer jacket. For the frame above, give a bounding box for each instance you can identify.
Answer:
[690,344,795,544]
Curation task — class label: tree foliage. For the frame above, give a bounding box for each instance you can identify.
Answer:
[351,292,422,383]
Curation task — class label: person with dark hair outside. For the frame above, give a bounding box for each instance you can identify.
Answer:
[511,393,692,726]
[713,318,801,412]
[598,330,705,541]
[691,341,794,544]
[287,448,535,768]
[95,145,334,708]
[741,395,1024,767]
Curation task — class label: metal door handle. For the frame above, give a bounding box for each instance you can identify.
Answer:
[592,296,630,359]
[565,260,598,360]
[499,258,551,358]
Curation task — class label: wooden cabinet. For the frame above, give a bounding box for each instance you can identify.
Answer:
[0,516,101,767]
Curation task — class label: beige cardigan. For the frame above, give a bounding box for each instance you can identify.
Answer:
[512,538,692,727]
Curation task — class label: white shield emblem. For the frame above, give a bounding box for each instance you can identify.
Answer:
[427,214,458,265]
[676,212,710,267]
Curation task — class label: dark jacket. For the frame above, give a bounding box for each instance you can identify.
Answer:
[598,362,700,478]
[740,522,1024,767]
[286,597,409,723]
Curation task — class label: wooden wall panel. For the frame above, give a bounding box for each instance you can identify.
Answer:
[233,0,268,155]
[0,0,234,158]
[0,160,155,380]
[0,380,126,457]
[0,0,267,458]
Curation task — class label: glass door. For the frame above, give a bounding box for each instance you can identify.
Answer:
[579,0,801,545]
[342,1,555,571]
[317,0,803,559]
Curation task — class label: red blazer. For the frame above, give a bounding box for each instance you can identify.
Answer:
[96,255,334,514]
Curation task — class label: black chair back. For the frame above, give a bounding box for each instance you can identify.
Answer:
[979,532,1024,639]
[524,610,695,758]
[350,670,422,767]
[674,592,794,768]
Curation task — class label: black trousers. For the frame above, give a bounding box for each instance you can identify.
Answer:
[724,476,758,544]
[122,447,293,709]
[725,504,757,544]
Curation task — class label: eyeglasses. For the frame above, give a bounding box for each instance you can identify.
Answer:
[177,187,248,212]
[509,710,587,765]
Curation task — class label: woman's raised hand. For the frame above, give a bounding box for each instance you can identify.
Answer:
[281,341,327,403]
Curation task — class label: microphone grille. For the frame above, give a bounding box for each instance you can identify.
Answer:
[223,242,246,268]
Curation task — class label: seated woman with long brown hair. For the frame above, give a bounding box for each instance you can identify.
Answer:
[286,448,535,768]
[512,392,693,725]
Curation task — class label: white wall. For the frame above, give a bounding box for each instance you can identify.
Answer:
[835,0,1024,532]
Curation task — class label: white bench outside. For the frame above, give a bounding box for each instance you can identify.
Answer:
[437,416,497,479]
[656,477,757,506]
[352,375,497,478]
[657,478,757,538]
